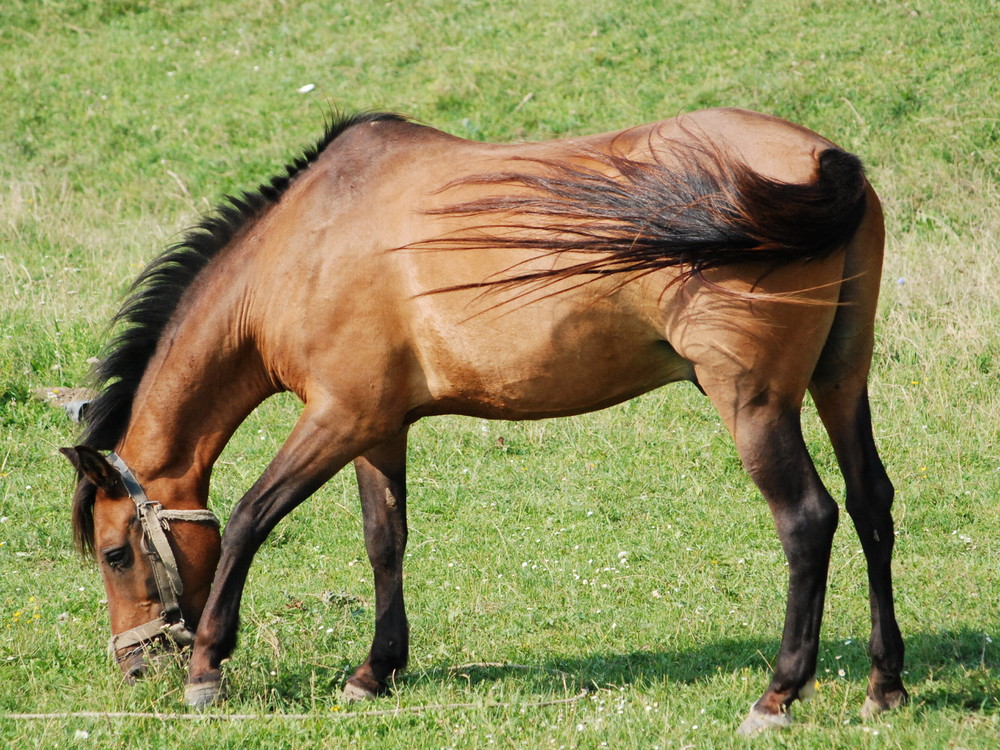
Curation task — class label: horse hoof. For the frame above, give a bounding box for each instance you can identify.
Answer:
[861,690,907,720]
[737,707,792,736]
[184,680,223,709]
[860,696,882,720]
[342,680,377,703]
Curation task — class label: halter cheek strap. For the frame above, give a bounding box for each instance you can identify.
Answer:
[105,452,220,659]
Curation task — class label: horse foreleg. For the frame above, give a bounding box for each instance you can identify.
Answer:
[184,405,380,708]
[343,430,410,701]
[811,383,907,718]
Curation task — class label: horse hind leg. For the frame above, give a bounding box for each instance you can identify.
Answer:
[809,185,907,718]
[343,430,410,701]
[811,380,908,718]
[696,373,839,734]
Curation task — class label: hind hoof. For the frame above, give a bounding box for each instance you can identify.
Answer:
[184,680,223,709]
[737,707,792,735]
[861,689,908,720]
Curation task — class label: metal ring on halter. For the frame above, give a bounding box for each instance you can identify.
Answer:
[105,452,220,660]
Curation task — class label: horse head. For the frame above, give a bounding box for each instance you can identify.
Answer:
[61,446,221,681]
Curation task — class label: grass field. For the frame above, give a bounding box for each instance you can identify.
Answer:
[1,0,998,747]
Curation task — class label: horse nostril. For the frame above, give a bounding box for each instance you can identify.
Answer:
[119,652,148,683]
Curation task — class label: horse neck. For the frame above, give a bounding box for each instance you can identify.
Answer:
[116,276,275,509]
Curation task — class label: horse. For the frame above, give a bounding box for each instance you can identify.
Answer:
[61,108,906,734]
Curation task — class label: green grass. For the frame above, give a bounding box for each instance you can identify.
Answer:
[1,0,998,746]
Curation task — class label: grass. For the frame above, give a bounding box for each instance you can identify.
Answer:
[1,0,998,746]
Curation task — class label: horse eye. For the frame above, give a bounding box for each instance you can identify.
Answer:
[103,546,131,570]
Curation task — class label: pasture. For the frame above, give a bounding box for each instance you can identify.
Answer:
[1,0,997,746]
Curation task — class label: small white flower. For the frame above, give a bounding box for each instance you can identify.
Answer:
[74,730,89,740]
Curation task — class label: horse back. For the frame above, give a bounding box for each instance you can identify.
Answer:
[242,110,879,422]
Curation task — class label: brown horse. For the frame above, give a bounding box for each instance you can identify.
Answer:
[62,108,906,733]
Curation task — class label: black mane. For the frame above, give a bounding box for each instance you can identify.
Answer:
[70,111,405,555]
[80,111,405,451]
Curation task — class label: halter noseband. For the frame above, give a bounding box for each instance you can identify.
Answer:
[105,452,220,660]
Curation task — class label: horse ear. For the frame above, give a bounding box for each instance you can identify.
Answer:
[60,446,126,497]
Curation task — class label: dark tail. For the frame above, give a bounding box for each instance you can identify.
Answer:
[416,137,867,294]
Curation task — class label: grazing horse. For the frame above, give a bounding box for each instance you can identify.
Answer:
[62,108,906,733]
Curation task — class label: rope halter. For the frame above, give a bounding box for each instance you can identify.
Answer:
[105,452,220,660]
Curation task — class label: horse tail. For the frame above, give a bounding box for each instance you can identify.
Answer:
[419,136,868,293]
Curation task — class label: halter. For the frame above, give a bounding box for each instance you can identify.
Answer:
[105,452,220,660]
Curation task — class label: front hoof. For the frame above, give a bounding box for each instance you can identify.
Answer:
[184,679,223,709]
[342,680,378,703]
[737,707,792,736]
[861,688,908,720]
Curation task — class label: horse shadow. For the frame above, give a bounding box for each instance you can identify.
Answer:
[242,625,997,716]
[390,628,998,715]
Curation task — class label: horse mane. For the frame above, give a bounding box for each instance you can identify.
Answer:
[417,132,867,301]
[70,110,407,555]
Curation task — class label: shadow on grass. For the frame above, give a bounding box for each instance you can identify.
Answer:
[386,627,997,714]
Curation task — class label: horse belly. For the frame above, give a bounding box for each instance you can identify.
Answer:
[410,303,692,420]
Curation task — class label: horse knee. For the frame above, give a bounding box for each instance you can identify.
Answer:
[364,524,405,571]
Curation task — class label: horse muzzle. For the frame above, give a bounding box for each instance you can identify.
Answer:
[111,617,198,681]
